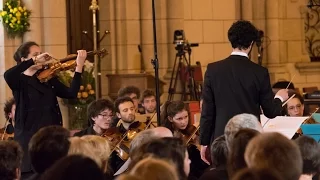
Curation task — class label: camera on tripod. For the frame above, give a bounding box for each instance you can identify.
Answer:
[173,30,199,53]
[168,30,202,101]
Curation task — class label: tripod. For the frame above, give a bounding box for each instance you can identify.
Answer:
[168,45,199,101]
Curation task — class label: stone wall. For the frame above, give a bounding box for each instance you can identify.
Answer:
[0,0,318,126]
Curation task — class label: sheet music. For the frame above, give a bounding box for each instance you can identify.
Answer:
[260,115,308,139]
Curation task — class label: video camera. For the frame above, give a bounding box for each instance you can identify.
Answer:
[173,30,199,52]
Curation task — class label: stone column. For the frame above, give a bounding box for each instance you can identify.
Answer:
[0,1,25,126]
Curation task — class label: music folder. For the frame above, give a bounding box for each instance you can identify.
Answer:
[260,115,308,139]
[301,124,320,142]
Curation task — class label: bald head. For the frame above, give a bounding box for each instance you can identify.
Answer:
[152,127,173,137]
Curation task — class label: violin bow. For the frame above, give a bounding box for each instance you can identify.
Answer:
[185,125,200,144]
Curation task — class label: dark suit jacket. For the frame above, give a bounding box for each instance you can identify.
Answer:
[4,59,81,172]
[200,55,283,145]
[73,126,96,137]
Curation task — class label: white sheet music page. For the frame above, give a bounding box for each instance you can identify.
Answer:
[260,115,308,139]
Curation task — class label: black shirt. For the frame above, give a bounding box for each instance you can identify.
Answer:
[4,59,82,172]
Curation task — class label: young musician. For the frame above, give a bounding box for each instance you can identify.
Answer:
[3,97,15,135]
[4,41,86,178]
[140,89,156,115]
[161,100,209,179]
[74,99,114,137]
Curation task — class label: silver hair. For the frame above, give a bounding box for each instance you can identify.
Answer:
[129,129,157,155]
[224,113,263,149]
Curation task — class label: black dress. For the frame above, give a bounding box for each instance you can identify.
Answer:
[4,59,81,173]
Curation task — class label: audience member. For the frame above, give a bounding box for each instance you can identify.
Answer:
[0,141,23,180]
[39,155,105,180]
[129,137,190,180]
[294,136,320,180]
[232,168,283,180]
[227,128,260,178]
[28,126,70,180]
[199,135,228,180]
[245,132,302,180]
[224,113,262,149]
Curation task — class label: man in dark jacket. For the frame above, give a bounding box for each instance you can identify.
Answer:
[199,20,289,164]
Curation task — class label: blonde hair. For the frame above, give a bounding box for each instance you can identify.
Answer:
[81,135,111,172]
[129,157,179,180]
[68,137,102,168]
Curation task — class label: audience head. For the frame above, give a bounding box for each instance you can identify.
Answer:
[224,113,262,149]
[29,126,70,174]
[285,91,305,117]
[130,127,173,155]
[4,98,15,121]
[140,89,156,114]
[210,135,228,168]
[68,137,102,169]
[245,132,302,180]
[232,168,284,180]
[0,141,23,180]
[87,99,114,130]
[13,41,40,63]
[80,135,111,173]
[228,20,258,51]
[161,101,191,133]
[39,155,105,180]
[129,157,179,180]
[114,96,136,124]
[294,135,320,175]
[228,128,260,178]
[130,137,190,180]
[118,86,141,110]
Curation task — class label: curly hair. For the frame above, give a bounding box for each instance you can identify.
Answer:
[228,20,258,50]
[118,86,141,99]
[4,98,15,120]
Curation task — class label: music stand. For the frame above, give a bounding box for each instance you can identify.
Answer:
[260,115,307,139]
[301,124,320,142]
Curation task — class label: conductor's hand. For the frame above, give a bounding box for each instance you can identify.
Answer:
[276,89,289,102]
[200,145,210,165]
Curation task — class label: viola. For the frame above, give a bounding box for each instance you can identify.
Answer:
[37,49,107,83]
[101,115,155,161]
[180,124,201,151]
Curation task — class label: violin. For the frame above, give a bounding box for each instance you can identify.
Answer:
[37,49,107,83]
[102,115,155,161]
[180,125,201,151]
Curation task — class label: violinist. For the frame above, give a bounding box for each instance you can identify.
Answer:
[141,89,157,115]
[161,100,209,179]
[4,41,87,179]
[3,97,15,136]
[108,96,138,173]
[74,99,114,137]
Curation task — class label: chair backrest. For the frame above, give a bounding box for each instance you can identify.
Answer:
[303,86,318,93]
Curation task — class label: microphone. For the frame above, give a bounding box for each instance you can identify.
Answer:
[308,0,313,8]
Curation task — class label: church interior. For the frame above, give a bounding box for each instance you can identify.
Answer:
[1,0,320,180]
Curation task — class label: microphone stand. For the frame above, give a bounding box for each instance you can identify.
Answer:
[151,0,161,126]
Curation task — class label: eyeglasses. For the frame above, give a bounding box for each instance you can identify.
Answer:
[98,114,113,119]
[288,104,302,111]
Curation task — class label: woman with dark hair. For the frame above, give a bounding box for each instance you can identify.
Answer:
[39,155,105,180]
[129,137,190,180]
[294,136,320,180]
[4,41,87,178]
[227,128,260,178]
[160,101,209,179]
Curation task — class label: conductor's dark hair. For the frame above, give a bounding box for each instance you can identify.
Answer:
[228,20,258,50]
[13,41,39,63]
